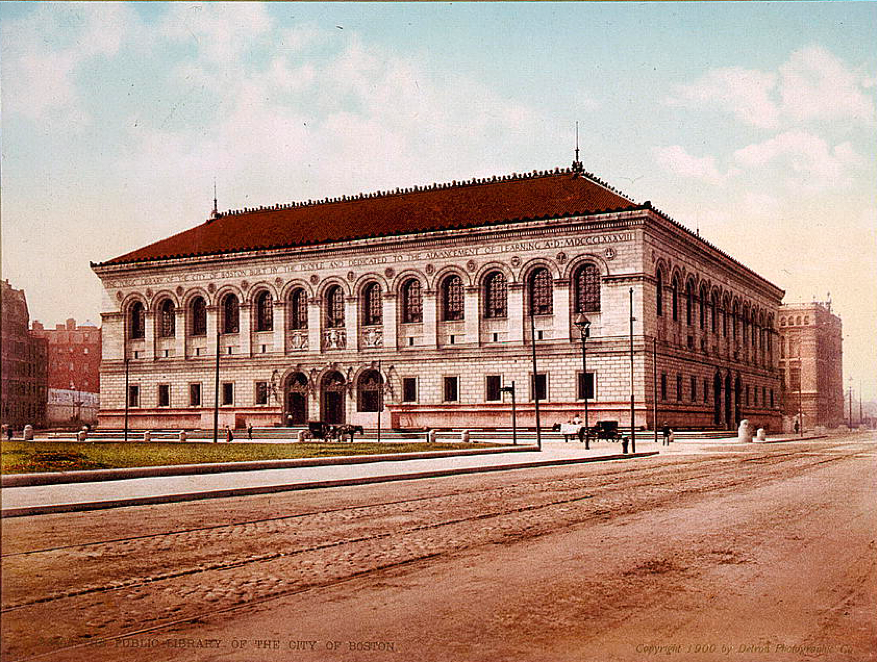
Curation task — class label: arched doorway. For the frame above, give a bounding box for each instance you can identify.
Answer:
[321,371,347,425]
[285,373,309,426]
[713,372,722,427]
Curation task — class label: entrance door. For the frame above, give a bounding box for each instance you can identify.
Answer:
[321,371,346,425]
[285,373,309,425]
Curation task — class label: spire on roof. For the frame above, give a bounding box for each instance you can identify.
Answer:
[209,178,220,221]
[571,121,583,175]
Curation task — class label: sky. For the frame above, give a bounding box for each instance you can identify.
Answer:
[2,2,876,398]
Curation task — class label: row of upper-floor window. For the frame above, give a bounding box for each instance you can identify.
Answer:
[655,270,775,350]
[659,372,776,408]
[126,265,603,339]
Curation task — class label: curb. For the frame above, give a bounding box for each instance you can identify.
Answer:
[1,446,534,488]
[1,451,658,518]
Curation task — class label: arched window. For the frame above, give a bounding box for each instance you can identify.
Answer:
[441,274,464,321]
[732,302,739,340]
[289,288,308,330]
[722,298,729,337]
[529,268,553,315]
[574,263,601,312]
[158,299,175,337]
[255,291,273,332]
[484,271,507,319]
[357,369,383,412]
[710,292,718,333]
[362,282,382,326]
[656,270,664,316]
[190,297,207,336]
[686,281,694,326]
[325,285,345,328]
[401,279,423,324]
[671,277,679,322]
[699,285,708,329]
[222,294,239,334]
[129,301,145,339]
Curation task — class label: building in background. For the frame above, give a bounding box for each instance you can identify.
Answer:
[92,163,783,432]
[31,319,101,426]
[1,279,48,429]
[778,301,844,430]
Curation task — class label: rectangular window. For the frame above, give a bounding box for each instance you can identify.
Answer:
[189,383,201,407]
[745,385,750,406]
[676,374,683,401]
[703,379,709,404]
[531,373,547,401]
[690,376,697,402]
[402,377,417,403]
[158,384,170,407]
[443,376,459,402]
[486,376,502,402]
[255,381,269,405]
[128,385,140,408]
[661,373,667,401]
[222,382,234,406]
[577,372,595,400]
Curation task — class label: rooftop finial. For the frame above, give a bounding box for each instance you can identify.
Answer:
[208,178,220,221]
[572,121,583,174]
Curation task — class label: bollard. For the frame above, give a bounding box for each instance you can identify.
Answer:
[427,429,436,444]
[460,429,470,443]
[77,430,88,442]
[23,425,34,441]
[143,430,151,443]
[737,419,753,443]
[297,429,308,443]
[178,430,188,442]
[621,437,629,454]
[756,428,766,442]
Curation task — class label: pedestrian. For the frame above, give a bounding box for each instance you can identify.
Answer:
[794,419,799,434]
[247,423,253,440]
[4,424,12,441]
[225,425,233,443]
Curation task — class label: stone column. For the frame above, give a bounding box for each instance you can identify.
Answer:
[308,299,322,352]
[174,308,186,358]
[273,301,286,354]
[422,289,438,349]
[553,279,571,341]
[206,305,219,356]
[508,283,525,345]
[464,286,480,345]
[382,292,398,350]
[144,311,155,360]
[345,296,359,351]
[239,303,252,356]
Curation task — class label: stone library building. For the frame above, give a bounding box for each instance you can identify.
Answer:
[92,161,784,432]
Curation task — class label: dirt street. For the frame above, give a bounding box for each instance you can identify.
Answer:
[2,434,875,662]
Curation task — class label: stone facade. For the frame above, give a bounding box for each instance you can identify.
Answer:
[1,279,48,429]
[92,167,784,432]
[778,301,844,430]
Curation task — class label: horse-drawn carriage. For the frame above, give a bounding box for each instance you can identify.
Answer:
[586,420,624,441]
[304,421,364,442]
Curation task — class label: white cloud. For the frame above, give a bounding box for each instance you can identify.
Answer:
[653,145,735,184]
[779,46,876,125]
[161,3,273,66]
[732,131,864,191]
[667,66,780,129]
[666,45,876,130]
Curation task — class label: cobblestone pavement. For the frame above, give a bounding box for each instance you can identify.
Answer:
[2,434,875,662]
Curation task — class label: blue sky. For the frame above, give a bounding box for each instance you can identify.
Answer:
[2,2,876,397]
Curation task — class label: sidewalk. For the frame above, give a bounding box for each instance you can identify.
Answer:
[1,440,658,518]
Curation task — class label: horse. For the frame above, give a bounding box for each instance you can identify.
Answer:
[327,424,364,442]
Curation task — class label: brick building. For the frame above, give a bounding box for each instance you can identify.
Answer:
[1,279,48,429]
[92,163,783,432]
[778,301,844,430]
[31,319,101,425]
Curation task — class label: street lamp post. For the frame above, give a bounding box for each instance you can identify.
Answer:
[529,289,542,451]
[500,382,517,446]
[213,328,221,444]
[629,288,636,454]
[124,357,130,442]
[574,313,591,449]
[848,377,853,429]
[797,356,803,437]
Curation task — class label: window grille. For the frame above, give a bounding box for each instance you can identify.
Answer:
[575,263,601,312]
[529,268,553,315]
[191,297,207,336]
[255,291,273,332]
[484,272,507,318]
[402,279,423,323]
[223,295,239,334]
[159,300,175,337]
[130,302,145,339]
[325,286,345,328]
[363,283,383,326]
[442,275,464,321]
[290,289,308,330]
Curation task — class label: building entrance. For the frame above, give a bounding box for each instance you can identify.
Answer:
[321,371,346,425]
[285,373,308,425]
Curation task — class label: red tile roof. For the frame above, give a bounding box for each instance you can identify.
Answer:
[100,167,638,266]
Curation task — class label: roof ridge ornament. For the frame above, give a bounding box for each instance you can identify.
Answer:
[571,121,584,175]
